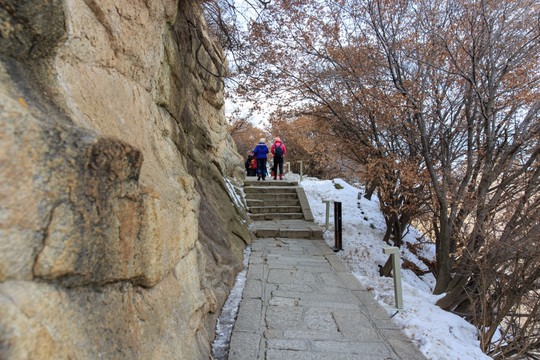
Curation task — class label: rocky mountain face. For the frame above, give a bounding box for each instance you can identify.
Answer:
[0,0,251,358]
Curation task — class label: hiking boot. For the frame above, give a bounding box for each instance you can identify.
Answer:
[273,176,277,180]
[279,174,283,180]
[257,175,261,181]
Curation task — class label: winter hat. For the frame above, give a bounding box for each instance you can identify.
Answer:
[275,137,281,142]
[260,138,265,143]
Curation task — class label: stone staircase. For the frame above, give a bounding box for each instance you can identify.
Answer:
[244,180,303,220]
[244,178,323,239]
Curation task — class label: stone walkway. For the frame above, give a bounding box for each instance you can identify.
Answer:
[228,233,427,359]
[250,219,324,240]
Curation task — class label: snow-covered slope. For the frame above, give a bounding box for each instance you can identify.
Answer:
[298,175,490,360]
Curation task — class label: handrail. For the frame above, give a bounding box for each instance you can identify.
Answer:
[322,200,332,230]
[382,247,403,310]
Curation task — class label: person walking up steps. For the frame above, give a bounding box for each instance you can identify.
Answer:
[271,137,286,180]
[246,152,257,176]
[253,138,269,181]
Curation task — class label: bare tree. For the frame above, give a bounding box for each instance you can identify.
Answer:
[364,0,540,356]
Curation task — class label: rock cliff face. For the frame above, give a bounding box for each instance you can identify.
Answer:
[0,0,250,358]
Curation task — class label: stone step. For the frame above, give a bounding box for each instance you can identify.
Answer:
[255,228,312,239]
[248,205,302,214]
[245,192,298,200]
[244,186,298,194]
[249,213,304,221]
[246,199,299,207]
[250,221,324,240]
[244,180,298,187]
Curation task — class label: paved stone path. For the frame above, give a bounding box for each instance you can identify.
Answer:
[228,233,427,359]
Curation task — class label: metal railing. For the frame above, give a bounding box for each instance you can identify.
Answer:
[323,196,403,309]
[382,247,403,310]
[322,200,332,229]
[284,160,303,182]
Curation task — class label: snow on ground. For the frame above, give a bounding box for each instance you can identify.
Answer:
[212,246,251,360]
[295,174,491,360]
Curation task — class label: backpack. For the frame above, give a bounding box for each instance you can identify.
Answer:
[274,144,284,157]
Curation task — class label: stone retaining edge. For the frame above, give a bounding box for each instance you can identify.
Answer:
[295,187,314,222]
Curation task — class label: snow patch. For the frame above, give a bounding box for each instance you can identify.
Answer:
[302,176,490,360]
[211,246,251,359]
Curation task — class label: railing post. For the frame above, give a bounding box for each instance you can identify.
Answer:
[286,161,290,174]
[382,247,403,310]
[322,200,332,229]
[331,202,342,252]
[297,160,303,182]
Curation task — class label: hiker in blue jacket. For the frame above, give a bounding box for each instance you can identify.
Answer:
[253,138,269,181]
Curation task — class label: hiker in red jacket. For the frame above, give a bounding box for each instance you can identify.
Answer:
[271,137,286,180]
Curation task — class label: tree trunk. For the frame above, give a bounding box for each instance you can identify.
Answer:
[433,210,452,294]
[435,275,469,310]
[364,180,377,200]
[379,257,392,277]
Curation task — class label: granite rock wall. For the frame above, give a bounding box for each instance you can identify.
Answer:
[0,0,250,358]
